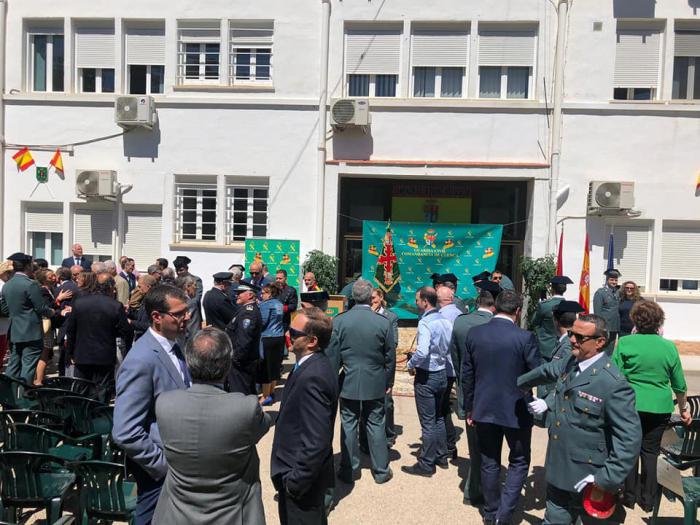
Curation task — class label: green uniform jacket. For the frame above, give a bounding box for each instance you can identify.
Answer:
[454,296,468,314]
[593,286,620,332]
[449,309,493,380]
[0,273,54,343]
[325,305,395,401]
[517,353,641,492]
[532,296,564,360]
[378,307,399,351]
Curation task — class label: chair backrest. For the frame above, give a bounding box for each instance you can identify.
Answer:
[56,396,106,436]
[0,374,26,409]
[75,461,132,517]
[0,451,64,502]
[0,410,64,447]
[687,396,700,419]
[6,423,61,454]
[28,388,75,416]
[42,377,98,399]
[88,405,114,436]
[679,421,700,458]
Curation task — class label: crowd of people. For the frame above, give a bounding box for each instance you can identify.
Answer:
[0,243,692,525]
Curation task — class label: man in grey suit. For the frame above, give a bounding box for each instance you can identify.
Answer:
[326,279,395,485]
[0,253,56,383]
[113,285,192,525]
[449,287,497,506]
[153,327,270,525]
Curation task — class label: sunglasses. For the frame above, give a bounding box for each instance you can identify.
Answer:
[250,271,261,276]
[492,277,502,282]
[288,327,311,342]
[567,330,602,344]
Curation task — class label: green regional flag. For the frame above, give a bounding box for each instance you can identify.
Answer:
[362,221,504,319]
[373,223,401,304]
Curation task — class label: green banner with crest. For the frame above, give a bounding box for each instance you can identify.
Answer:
[362,221,503,319]
[245,239,300,284]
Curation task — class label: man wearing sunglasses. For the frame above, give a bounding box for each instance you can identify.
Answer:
[113,285,193,525]
[517,314,641,524]
[272,307,338,525]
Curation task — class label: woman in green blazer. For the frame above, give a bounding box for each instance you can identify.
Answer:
[612,300,692,512]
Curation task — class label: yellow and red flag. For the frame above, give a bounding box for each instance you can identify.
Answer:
[578,233,590,313]
[12,147,35,171]
[49,148,64,174]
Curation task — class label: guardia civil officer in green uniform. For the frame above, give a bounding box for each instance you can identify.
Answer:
[593,269,621,356]
[532,276,572,360]
[448,282,498,506]
[533,300,581,428]
[0,253,56,384]
[518,314,641,524]
[325,279,395,484]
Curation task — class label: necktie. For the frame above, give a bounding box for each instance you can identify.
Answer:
[172,344,192,387]
[76,258,81,266]
[294,363,300,371]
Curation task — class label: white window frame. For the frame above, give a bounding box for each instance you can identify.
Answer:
[230,48,272,84]
[477,66,533,100]
[346,73,399,97]
[225,183,269,243]
[127,64,165,95]
[27,232,64,266]
[28,32,64,93]
[177,22,222,86]
[613,87,657,101]
[672,56,699,100]
[182,42,220,83]
[174,182,219,243]
[78,67,115,94]
[411,66,466,98]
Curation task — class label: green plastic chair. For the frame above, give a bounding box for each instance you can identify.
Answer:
[0,374,36,410]
[5,423,100,462]
[72,461,136,524]
[25,388,76,417]
[0,410,66,445]
[56,396,107,437]
[652,420,700,525]
[0,451,76,524]
[42,377,99,399]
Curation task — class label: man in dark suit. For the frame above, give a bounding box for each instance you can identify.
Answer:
[325,279,394,484]
[449,287,497,506]
[272,307,338,525]
[154,327,270,525]
[61,243,91,270]
[65,276,134,396]
[462,289,541,525]
[203,272,237,330]
[0,253,56,383]
[226,280,263,395]
[113,285,192,525]
[275,269,298,332]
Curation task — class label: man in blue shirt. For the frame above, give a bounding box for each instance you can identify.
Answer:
[402,286,453,477]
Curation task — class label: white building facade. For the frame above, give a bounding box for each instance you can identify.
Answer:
[2,0,699,339]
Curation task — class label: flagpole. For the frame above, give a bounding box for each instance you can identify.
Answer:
[0,0,6,259]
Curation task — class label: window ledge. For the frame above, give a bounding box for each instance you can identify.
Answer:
[365,97,546,111]
[173,84,275,93]
[169,242,244,252]
[644,292,700,303]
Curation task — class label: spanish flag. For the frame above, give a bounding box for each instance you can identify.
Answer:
[12,147,35,172]
[578,233,590,314]
[49,148,64,174]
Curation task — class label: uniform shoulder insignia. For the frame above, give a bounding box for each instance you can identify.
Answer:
[245,304,254,311]
[602,360,622,379]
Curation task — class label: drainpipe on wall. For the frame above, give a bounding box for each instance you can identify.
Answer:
[0,0,7,259]
[315,0,331,251]
[547,0,568,255]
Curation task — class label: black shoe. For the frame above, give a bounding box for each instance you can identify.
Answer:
[436,458,449,469]
[337,469,358,484]
[401,463,434,478]
[464,497,485,507]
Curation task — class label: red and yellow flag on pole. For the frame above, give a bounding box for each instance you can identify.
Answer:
[578,233,590,313]
[12,147,35,171]
[49,148,64,174]
[556,229,564,276]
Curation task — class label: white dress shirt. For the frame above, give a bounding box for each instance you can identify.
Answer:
[148,328,185,382]
[576,351,606,375]
[494,313,515,323]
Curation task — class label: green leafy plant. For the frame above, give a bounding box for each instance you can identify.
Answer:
[520,254,557,329]
[301,250,339,294]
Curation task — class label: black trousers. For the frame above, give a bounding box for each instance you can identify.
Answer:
[74,363,116,399]
[441,376,457,454]
[227,360,258,395]
[273,476,327,525]
[624,411,670,510]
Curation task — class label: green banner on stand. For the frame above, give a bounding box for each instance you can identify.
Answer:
[362,221,504,319]
[245,239,300,283]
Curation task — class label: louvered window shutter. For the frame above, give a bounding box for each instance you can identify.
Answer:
[346,29,401,75]
[412,30,469,67]
[76,29,115,69]
[661,225,700,280]
[25,207,63,233]
[478,30,535,67]
[126,29,166,65]
[614,28,661,88]
[606,225,651,289]
[675,31,700,57]
[73,209,113,256]
[122,210,163,271]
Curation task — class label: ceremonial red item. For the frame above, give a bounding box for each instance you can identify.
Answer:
[582,483,616,519]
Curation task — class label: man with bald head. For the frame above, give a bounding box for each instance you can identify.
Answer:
[247,262,270,293]
[62,244,91,270]
[303,272,321,292]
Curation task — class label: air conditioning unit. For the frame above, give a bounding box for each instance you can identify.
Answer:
[587,181,635,215]
[76,170,118,199]
[330,98,371,127]
[115,95,157,129]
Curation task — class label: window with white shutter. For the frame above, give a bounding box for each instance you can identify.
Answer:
[478,24,536,100]
[672,23,700,100]
[177,20,221,85]
[126,24,166,95]
[73,209,113,262]
[75,25,115,94]
[660,222,700,293]
[345,26,401,97]
[25,204,63,266]
[122,208,163,271]
[229,22,273,85]
[411,25,468,98]
[604,224,651,291]
[613,22,662,101]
